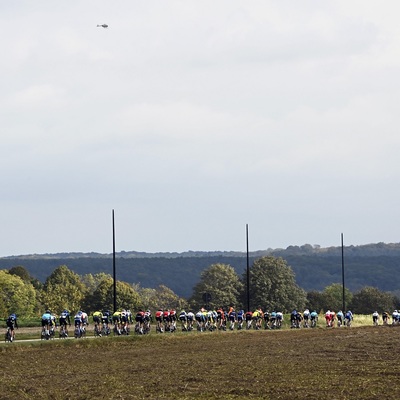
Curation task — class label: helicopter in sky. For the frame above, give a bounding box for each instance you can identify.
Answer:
[97,24,108,28]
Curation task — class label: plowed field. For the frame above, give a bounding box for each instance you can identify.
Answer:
[1,325,399,399]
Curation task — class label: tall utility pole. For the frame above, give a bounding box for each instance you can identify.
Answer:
[246,224,250,312]
[341,233,345,312]
[112,209,117,313]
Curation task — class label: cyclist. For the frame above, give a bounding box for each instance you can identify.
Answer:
[41,310,52,336]
[303,309,310,328]
[237,309,245,330]
[49,312,57,338]
[73,311,84,336]
[163,309,171,332]
[245,310,253,329]
[216,307,225,330]
[392,310,399,325]
[208,309,218,331]
[344,310,353,327]
[290,310,298,328]
[126,310,133,324]
[179,309,188,331]
[112,310,122,334]
[59,309,71,335]
[270,311,277,329]
[102,310,111,332]
[262,310,270,329]
[310,310,318,327]
[195,309,205,332]
[337,310,344,327]
[372,311,379,326]
[121,310,130,334]
[143,310,152,334]
[169,309,177,332]
[135,309,145,334]
[295,311,303,329]
[155,309,163,332]
[276,311,283,328]
[330,311,336,328]
[228,307,236,330]
[382,311,390,325]
[81,311,88,327]
[325,310,333,327]
[252,308,263,330]
[93,310,103,336]
[6,313,18,341]
[186,310,195,331]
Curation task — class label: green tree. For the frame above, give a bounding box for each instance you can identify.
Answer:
[189,263,243,310]
[154,285,188,310]
[9,265,31,281]
[87,277,142,313]
[349,286,397,314]
[322,283,353,312]
[0,270,37,317]
[306,290,326,313]
[41,265,86,314]
[9,265,42,290]
[244,256,307,312]
[81,273,112,297]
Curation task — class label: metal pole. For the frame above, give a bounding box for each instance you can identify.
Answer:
[246,224,250,312]
[341,233,345,312]
[112,209,117,313]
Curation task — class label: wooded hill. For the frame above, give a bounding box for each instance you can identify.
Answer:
[1,242,399,298]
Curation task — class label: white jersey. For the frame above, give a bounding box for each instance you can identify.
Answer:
[187,312,194,320]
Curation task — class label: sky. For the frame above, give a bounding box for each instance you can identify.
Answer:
[2,1,400,256]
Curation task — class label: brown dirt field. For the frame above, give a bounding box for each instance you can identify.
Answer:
[1,325,399,399]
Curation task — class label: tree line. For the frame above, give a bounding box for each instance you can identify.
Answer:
[1,256,398,319]
[2,244,400,298]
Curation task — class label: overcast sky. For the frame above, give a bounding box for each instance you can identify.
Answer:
[2,1,400,256]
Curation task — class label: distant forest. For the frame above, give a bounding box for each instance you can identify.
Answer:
[1,242,399,298]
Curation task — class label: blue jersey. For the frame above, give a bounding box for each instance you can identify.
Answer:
[41,312,52,321]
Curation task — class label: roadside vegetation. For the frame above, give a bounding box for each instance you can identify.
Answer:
[1,257,398,320]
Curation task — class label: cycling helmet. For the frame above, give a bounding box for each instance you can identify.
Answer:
[46,310,51,314]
